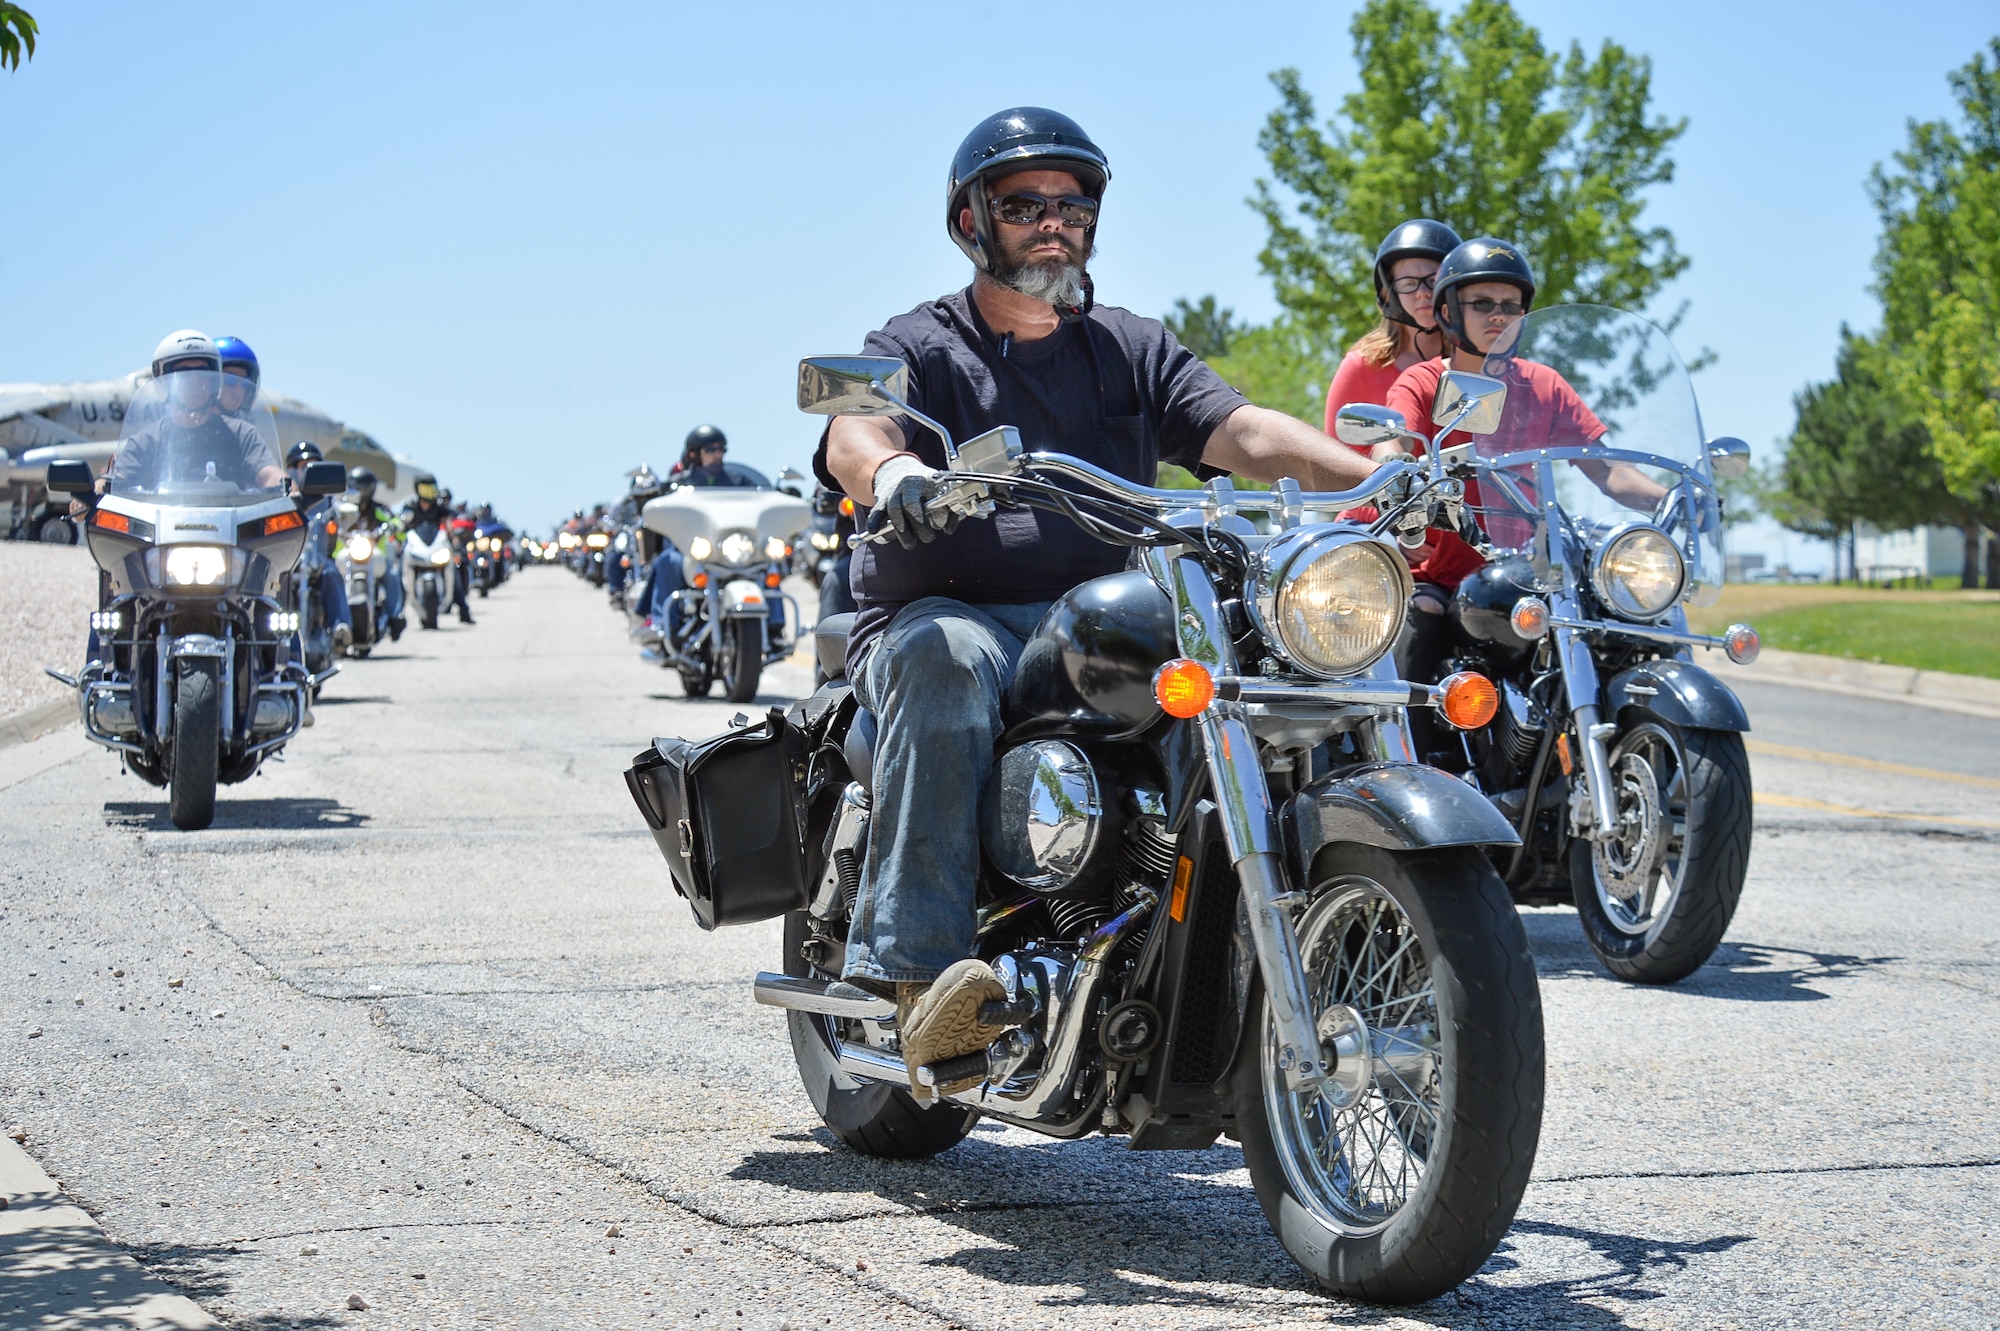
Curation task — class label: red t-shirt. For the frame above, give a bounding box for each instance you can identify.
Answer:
[1323,349,1406,445]
[1380,357,1608,590]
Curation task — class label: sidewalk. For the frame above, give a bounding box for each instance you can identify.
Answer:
[1731,646,2000,720]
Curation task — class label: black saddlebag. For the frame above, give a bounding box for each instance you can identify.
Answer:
[624,707,810,930]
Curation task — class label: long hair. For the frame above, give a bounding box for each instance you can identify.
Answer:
[1349,315,1416,369]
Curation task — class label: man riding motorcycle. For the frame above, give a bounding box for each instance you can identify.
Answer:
[289,442,354,655]
[813,106,1381,1092]
[447,500,477,624]
[343,466,407,640]
[108,331,284,493]
[668,425,753,488]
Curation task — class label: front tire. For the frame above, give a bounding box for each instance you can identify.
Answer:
[1572,721,1752,985]
[720,618,763,703]
[1233,845,1544,1304]
[419,579,441,630]
[781,912,977,1159]
[168,659,221,831]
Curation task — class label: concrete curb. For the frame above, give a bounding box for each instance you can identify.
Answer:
[0,1135,218,1329]
[0,696,76,754]
[1726,646,2000,720]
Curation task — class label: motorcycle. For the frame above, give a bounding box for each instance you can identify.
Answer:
[403,514,455,631]
[334,512,397,656]
[41,369,348,830]
[472,520,513,595]
[625,355,1545,1303]
[1334,305,1760,985]
[296,501,342,676]
[638,465,807,703]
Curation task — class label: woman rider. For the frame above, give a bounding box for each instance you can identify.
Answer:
[1322,219,1461,436]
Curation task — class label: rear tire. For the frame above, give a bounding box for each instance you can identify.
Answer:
[168,659,221,831]
[721,618,763,703]
[781,912,977,1159]
[1232,845,1544,1304]
[35,513,76,545]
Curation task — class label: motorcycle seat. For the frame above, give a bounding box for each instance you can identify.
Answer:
[815,612,855,682]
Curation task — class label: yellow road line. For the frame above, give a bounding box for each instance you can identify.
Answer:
[1744,738,2000,792]
[1754,791,2000,831]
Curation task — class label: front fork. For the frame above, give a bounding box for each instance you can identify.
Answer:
[1155,549,1327,1092]
[1549,589,1619,838]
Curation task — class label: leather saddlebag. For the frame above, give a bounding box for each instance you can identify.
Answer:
[624,707,810,930]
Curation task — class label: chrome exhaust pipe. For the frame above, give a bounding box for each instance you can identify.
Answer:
[752,972,895,1019]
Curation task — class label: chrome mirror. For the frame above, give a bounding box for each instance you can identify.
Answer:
[1707,436,1751,479]
[1333,403,1424,452]
[1433,370,1509,435]
[795,356,911,416]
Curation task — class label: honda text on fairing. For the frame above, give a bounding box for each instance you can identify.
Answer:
[623,356,1546,1304]
[1334,305,1759,984]
[635,463,808,703]
[43,367,348,830]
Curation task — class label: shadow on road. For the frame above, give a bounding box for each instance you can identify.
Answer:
[1672,942,1900,1002]
[102,799,372,832]
[122,1237,342,1328]
[311,694,394,706]
[731,1132,1748,1327]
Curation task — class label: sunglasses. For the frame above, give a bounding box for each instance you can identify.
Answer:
[1460,298,1526,317]
[701,444,726,455]
[987,191,1098,228]
[1389,275,1437,294]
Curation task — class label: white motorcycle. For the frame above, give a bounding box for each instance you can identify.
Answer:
[639,465,808,702]
[403,515,456,631]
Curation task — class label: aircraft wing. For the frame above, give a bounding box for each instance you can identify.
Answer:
[0,388,93,456]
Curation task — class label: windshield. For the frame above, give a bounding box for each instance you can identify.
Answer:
[1464,304,1723,603]
[108,369,284,505]
[670,461,771,490]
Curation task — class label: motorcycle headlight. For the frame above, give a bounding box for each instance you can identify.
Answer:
[1591,524,1686,620]
[1249,530,1411,677]
[586,533,609,549]
[348,534,374,563]
[431,547,453,566]
[764,535,789,561]
[719,531,756,566]
[688,536,714,561]
[164,545,230,587]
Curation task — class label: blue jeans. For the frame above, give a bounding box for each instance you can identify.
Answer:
[380,568,405,623]
[319,566,351,629]
[842,597,1053,986]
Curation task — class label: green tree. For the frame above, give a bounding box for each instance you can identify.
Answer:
[1,3,35,72]
[1251,0,1687,354]
[1868,38,2000,587]
[1163,296,1244,360]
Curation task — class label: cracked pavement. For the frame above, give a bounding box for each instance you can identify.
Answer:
[2,571,1996,1328]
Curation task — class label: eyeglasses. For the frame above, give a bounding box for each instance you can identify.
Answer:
[1460,298,1526,317]
[701,444,726,455]
[1389,275,1436,294]
[987,192,1098,229]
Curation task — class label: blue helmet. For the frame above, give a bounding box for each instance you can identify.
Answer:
[214,336,260,382]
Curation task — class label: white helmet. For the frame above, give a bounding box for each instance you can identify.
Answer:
[150,329,221,378]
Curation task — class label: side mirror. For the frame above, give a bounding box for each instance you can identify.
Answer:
[300,461,348,496]
[1433,371,1509,435]
[776,465,808,497]
[45,460,95,494]
[1333,403,1424,452]
[796,356,911,416]
[1707,436,1751,479]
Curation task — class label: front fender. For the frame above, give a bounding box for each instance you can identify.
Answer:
[719,578,770,616]
[1281,763,1520,876]
[1606,659,1750,732]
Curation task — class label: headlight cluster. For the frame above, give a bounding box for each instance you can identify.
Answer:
[1250,531,1410,677]
[430,546,453,566]
[1591,524,1686,620]
[585,533,610,550]
[809,530,842,551]
[764,535,789,561]
[719,531,756,565]
[268,611,300,633]
[164,545,230,587]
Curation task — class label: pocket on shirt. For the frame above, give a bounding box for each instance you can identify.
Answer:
[1074,415,1152,479]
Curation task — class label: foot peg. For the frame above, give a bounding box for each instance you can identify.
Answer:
[752,971,894,1019]
[915,1050,990,1090]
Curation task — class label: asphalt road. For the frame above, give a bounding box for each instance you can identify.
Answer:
[2,570,1995,1330]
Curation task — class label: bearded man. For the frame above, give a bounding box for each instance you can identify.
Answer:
[813,107,1381,1094]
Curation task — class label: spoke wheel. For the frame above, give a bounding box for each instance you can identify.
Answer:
[1589,722,1683,936]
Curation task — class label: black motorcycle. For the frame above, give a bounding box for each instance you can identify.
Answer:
[1333,304,1761,985]
[625,355,1546,1303]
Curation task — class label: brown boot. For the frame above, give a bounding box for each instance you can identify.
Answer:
[898,959,1008,1098]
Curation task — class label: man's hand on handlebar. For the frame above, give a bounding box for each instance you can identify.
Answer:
[867,454,963,549]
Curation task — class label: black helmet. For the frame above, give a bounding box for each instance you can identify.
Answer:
[1372,219,1461,330]
[348,466,378,495]
[684,424,726,459]
[285,441,322,467]
[946,107,1110,274]
[1433,237,1537,352]
[411,472,440,502]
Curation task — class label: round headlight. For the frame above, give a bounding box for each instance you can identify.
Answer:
[1252,531,1411,677]
[1592,524,1686,620]
[764,535,789,561]
[688,536,713,561]
[431,547,453,566]
[348,534,373,563]
[719,531,757,565]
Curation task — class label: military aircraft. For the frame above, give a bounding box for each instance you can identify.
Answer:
[2,371,429,541]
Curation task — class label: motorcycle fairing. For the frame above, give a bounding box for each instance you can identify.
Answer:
[1604,659,1751,733]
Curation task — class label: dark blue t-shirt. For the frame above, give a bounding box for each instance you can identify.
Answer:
[812,287,1246,664]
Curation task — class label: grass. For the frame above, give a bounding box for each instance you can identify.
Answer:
[1688,584,2000,679]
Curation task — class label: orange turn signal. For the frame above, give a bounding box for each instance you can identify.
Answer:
[1438,671,1499,730]
[1509,596,1549,640]
[92,509,131,534]
[1556,732,1573,776]
[691,572,709,589]
[764,571,782,589]
[838,496,855,517]
[1153,658,1215,719]
[1724,622,1760,665]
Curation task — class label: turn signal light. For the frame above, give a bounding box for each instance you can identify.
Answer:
[764,571,782,589]
[1509,596,1549,639]
[1438,671,1499,730]
[92,510,131,534]
[1724,622,1761,665]
[838,496,855,517]
[691,572,709,589]
[1153,658,1215,719]
[261,510,304,535]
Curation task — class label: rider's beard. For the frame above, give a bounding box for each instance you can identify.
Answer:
[990,227,1091,309]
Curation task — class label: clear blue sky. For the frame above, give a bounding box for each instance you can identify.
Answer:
[2,1,1993,563]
